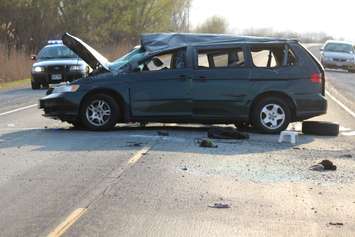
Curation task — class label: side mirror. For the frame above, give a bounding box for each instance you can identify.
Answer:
[31,55,36,60]
[320,48,324,52]
[152,57,164,67]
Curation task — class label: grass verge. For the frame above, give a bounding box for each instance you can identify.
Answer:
[0,78,30,90]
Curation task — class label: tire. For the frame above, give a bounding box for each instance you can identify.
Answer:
[41,82,49,89]
[81,94,120,131]
[31,80,40,90]
[302,121,339,136]
[252,97,291,134]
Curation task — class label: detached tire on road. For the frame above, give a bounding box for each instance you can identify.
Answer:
[81,94,120,131]
[252,96,291,134]
[302,121,339,136]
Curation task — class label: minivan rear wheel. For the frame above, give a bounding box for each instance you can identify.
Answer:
[81,94,120,131]
[252,97,291,134]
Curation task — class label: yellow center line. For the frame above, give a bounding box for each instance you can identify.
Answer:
[46,144,154,237]
[127,146,151,165]
[47,208,87,237]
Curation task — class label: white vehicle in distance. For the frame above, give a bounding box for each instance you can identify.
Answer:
[320,40,355,73]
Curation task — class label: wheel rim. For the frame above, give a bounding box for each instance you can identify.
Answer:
[260,103,285,130]
[85,99,112,127]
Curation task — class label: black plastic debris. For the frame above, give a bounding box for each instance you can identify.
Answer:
[340,154,352,158]
[181,166,188,171]
[157,130,169,136]
[199,139,218,148]
[208,203,231,209]
[128,142,143,147]
[329,222,343,226]
[208,127,249,140]
[310,160,337,171]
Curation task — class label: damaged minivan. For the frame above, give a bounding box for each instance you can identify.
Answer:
[39,33,327,133]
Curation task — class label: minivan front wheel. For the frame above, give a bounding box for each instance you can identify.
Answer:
[81,94,119,131]
[252,97,291,134]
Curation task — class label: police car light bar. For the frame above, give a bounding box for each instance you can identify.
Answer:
[47,40,63,45]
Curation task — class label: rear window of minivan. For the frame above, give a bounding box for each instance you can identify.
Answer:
[251,45,296,68]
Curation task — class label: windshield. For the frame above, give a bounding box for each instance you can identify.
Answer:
[324,43,354,53]
[37,45,78,60]
[109,47,145,71]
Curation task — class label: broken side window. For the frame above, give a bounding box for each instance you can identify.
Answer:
[197,48,245,69]
[137,48,186,72]
[251,45,296,68]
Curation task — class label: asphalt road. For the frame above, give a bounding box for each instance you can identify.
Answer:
[0,47,354,237]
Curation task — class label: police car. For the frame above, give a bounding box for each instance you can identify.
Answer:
[31,40,89,89]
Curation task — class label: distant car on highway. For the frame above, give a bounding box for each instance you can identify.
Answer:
[320,40,355,73]
[31,40,90,89]
[40,33,327,133]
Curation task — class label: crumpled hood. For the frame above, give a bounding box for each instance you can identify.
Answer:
[62,33,110,71]
[33,59,86,67]
[323,51,354,60]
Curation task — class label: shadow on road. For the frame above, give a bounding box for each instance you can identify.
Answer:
[0,124,320,155]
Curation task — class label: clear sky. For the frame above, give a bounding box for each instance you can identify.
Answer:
[190,0,354,41]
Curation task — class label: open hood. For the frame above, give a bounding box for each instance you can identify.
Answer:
[62,33,110,71]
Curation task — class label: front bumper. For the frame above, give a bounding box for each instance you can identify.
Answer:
[39,92,83,122]
[32,71,85,85]
[294,93,327,120]
[321,59,355,70]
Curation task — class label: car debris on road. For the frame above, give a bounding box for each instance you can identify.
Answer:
[302,121,339,136]
[309,160,337,171]
[207,127,249,140]
[328,222,344,226]
[199,139,218,148]
[208,203,231,209]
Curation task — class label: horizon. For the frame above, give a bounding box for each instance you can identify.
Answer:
[190,0,355,42]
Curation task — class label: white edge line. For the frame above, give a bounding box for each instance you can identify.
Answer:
[325,90,355,119]
[0,104,37,117]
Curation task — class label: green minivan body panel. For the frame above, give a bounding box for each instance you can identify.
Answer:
[122,69,193,118]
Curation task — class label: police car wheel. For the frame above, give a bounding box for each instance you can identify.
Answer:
[31,81,40,90]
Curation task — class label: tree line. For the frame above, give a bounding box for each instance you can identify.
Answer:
[0,0,191,55]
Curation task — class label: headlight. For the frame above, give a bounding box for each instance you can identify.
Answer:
[69,65,85,71]
[52,84,80,93]
[32,66,44,72]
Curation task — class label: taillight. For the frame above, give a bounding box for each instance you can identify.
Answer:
[311,73,321,84]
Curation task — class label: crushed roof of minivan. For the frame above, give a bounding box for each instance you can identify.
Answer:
[141,33,295,52]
